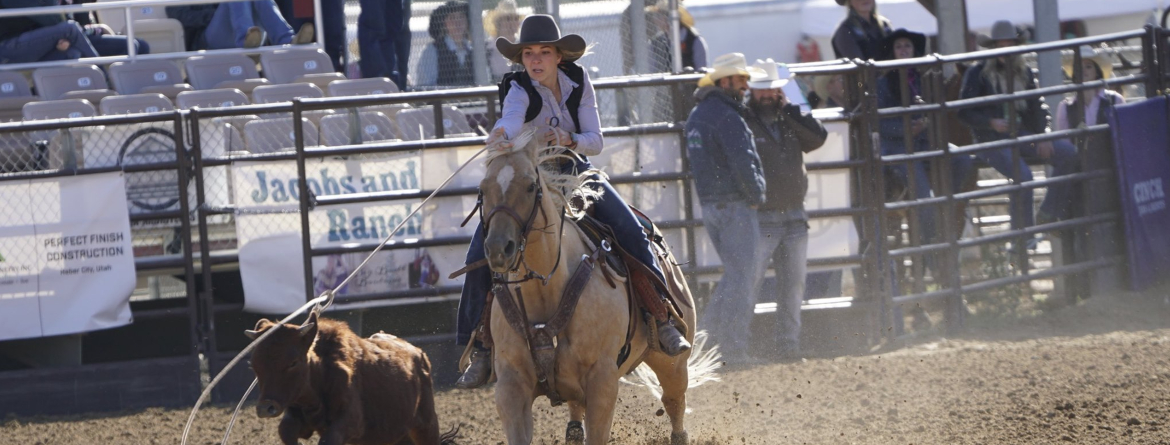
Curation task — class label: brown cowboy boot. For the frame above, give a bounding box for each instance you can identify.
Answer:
[456,347,492,389]
[657,319,691,356]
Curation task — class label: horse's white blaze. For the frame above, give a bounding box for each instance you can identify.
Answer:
[497,164,515,194]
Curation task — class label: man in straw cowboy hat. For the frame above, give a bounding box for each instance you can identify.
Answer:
[685,53,769,364]
[959,19,1079,239]
[742,59,828,360]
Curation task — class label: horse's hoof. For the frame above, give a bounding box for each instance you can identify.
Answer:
[670,430,689,445]
[565,420,585,444]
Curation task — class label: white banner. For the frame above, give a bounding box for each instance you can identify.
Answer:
[233,152,471,313]
[0,172,136,341]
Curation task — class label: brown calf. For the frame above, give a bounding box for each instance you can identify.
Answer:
[245,312,457,445]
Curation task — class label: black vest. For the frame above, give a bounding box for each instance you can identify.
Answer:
[499,62,585,131]
[435,40,474,86]
[1067,91,1122,149]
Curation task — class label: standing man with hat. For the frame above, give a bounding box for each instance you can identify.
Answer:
[959,19,1078,236]
[743,59,828,360]
[685,52,768,364]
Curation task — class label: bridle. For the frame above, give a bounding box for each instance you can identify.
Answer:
[476,165,566,285]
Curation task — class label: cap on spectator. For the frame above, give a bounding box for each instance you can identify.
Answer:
[698,53,760,87]
[1062,45,1114,79]
[748,59,791,90]
[495,14,587,63]
[977,20,1027,48]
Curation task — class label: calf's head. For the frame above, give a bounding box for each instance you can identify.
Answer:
[244,312,319,419]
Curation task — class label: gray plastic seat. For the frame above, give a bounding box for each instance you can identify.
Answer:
[0,72,37,122]
[131,19,186,53]
[319,112,399,146]
[185,54,267,92]
[22,99,96,121]
[100,93,174,115]
[109,60,191,97]
[175,88,250,109]
[251,83,324,104]
[395,106,474,140]
[244,118,319,153]
[33,65,112,101]
[327,77,399,97]
[260,48,341,84]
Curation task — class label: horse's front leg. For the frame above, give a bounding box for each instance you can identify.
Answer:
[566,401,586,444]
[495,358,537,444]
[582,362,621,445]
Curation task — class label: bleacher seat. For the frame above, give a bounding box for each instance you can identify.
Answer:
[100,93,174,115]
[327,77,399,97]
[109,60,192,98]
[251,83,324,104]
[95,0,168,32]
[244,118,319,153]
[319,112,399,146]
[0,72,37,123]
[395,106,474,140]
[33,65,114,101]
[23,99,96,121]
[175,88,250,109]
[132,19,187,54]
[259,48,344,89]
[185,54,269,94]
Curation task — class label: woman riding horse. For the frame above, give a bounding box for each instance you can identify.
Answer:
[456,14,690,389]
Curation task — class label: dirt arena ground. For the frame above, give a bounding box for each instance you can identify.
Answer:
[4,288,1170,445]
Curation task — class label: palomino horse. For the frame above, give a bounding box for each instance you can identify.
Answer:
[478,128,711,445]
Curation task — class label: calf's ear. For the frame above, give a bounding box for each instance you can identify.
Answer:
[244,318,276,339]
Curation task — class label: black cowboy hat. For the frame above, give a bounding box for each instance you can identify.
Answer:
[495,14,587,63]
[835,0,846,4]
[882,28,927,60]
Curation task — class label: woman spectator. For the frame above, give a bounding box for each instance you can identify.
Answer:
[454,14,690,389]
[831,0,891,60]
[483,0,522,81]
[417,0,476,87]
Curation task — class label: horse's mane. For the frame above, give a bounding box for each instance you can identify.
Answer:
[484,127,605,219]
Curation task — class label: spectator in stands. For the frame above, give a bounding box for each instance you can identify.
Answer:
[417,1,476,87]
[958,20,1079,235]
[0,0,100,63]
[686,52,768,364]
[483,0,522,81]
[645,2,708,72]
[832,0,891,60]
[1055,44,1124,157]
[743,60,828,360]
[878,29,973,329]
[167,1,313,51]
[455,15,690,388]
[813,73,848,109]
[63,0,151,57]
[359,0,411,89]
[277,0,346,71]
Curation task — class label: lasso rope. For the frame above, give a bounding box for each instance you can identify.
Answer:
[181,142,492,445]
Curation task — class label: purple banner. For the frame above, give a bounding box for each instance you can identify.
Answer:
[1109,96,1170,291]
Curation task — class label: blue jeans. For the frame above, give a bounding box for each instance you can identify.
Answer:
[756,211,808,353]
[88,34,150,57]
[358,0,410,89]
[698,200,768,359]
[205,0,295,49]
[975,137,1077,229]
[0,21,98,63]
[455,157,665,346]
[277,0,346,70]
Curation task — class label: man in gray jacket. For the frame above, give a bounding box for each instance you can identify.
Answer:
[743,60,828,360]
[685,52,767,364]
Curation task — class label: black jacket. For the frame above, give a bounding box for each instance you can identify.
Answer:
[685,86,766,206]
[166,4,217,50]
[743,102,828,214]
[831,9,891,60]
[0,0,65,42]
[958,61,1049,143]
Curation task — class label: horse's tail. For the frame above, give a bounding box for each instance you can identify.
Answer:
[621,330,722,401]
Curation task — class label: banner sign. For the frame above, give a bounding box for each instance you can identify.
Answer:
[0,172,136,341]
[1109,96,1170,291]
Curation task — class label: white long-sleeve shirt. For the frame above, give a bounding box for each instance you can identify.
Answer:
[492,66,604,156]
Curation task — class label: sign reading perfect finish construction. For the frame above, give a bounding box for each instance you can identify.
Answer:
[0,172,136,341]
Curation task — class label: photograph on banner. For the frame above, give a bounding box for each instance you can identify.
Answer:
[232,149,476,312]
[0,172,135,341]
